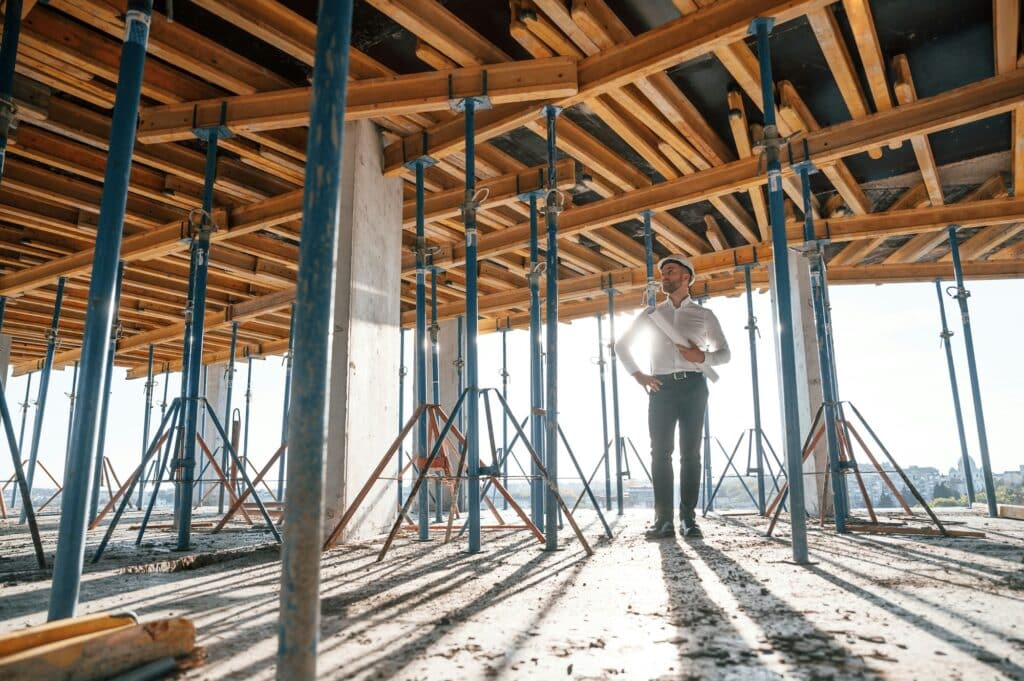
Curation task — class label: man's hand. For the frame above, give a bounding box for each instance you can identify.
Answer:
[632,372,662,393]
[676,344,705,363]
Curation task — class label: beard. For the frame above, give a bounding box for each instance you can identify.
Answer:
[661,280,680,294]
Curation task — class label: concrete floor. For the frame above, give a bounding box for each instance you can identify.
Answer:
[1,508,1022,679]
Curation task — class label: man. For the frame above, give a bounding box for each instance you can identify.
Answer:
[616,255,730,539]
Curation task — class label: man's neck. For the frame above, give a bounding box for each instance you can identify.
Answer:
[669,290,690,308]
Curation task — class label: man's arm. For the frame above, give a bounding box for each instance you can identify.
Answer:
[615,313,662,392]
[703,309,731,366]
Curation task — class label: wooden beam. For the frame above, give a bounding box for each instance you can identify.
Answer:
[993,0,1023,196]
[841,0,894,114]
[704,214,728,251]
[382,0,832,174]
[410,70,1024,271]
[0,189,302,296]
[892,55,944,205]
[883,175,1006,265]
[137,57,579,143]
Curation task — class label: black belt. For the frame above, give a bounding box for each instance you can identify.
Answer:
[654,371,704,381]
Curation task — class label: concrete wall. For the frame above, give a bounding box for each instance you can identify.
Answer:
[322,119,403,544]
[769,249,828,516]
[0,334,11,388]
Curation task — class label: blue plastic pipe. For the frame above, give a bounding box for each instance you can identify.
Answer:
[542,104,561,551]
[277,2,354,676]
[752,17,808,563]
[20,276,65,522]
[934,280,974,502]
[947,225,997,516]
[48,0,154,621]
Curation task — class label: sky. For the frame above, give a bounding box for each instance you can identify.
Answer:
[1,278,1020,499]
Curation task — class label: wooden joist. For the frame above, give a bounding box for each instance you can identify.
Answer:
[137,57,580,143]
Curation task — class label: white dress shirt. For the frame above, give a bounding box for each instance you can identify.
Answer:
[616,296,731,378]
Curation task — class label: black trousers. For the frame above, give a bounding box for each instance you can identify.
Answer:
[648,373,708,523]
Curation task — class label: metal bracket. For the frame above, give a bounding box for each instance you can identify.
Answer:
[0,97,17,141]
[191,101,234,141]
[402,133,437,171]
[428,321,440,344]
[187,207,217,239]
[460,187,489,226]
[449,71,493,112]
[539,189,566,218]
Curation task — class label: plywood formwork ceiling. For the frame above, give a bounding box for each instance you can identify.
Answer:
[0,0,1019,379]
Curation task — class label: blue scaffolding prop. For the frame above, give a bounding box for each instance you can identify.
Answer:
[750,16,809,563]
[517,179,546,527]
[946,226,998,516]
[933,280,975,503]
[277,1,355,676]
[48,1,155,620]
[18,276,65,523]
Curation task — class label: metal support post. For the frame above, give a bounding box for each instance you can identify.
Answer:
[91,262,124,521]
[407,145,436,541]
[795,158,848,532]
[397,328,406,506]
[454,90,491,554]
[751,17,808,563]
[218,322,238,512]
[48,0,154,621]
[278,303,295,499]
[934,280,974,502]
[518,184,545,526]
[542,103,562,551]
[242,355,253,491]
[0,0,24,179]
[63,360,79,473]
[430,262,442,523]
[742,266,768,514]
[138,345,155,508]
[15,372,31,470]
[596,315,612,510]
[641,209,657,308]
[947,225,997,516]
[702,404,713,512]
[175,119,227,549]
[499,322,510,510]
[278,1,354,677]
[605,283,625,515]
[20,278,65,521]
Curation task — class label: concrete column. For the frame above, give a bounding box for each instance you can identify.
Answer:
[322,119,403,543]
[0,334,11,388]
[435,318,462,417]
[198,360,234,506]
[769,250,828,516]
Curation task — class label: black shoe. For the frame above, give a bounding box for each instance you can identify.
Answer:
[680,517,703,539]
[644,519,675,539]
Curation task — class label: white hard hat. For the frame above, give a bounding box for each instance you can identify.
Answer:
[657,254,695,279]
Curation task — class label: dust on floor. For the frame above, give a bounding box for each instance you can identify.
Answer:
[1,508,1022,680]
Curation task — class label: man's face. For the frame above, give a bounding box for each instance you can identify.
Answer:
[660,262,691,294]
